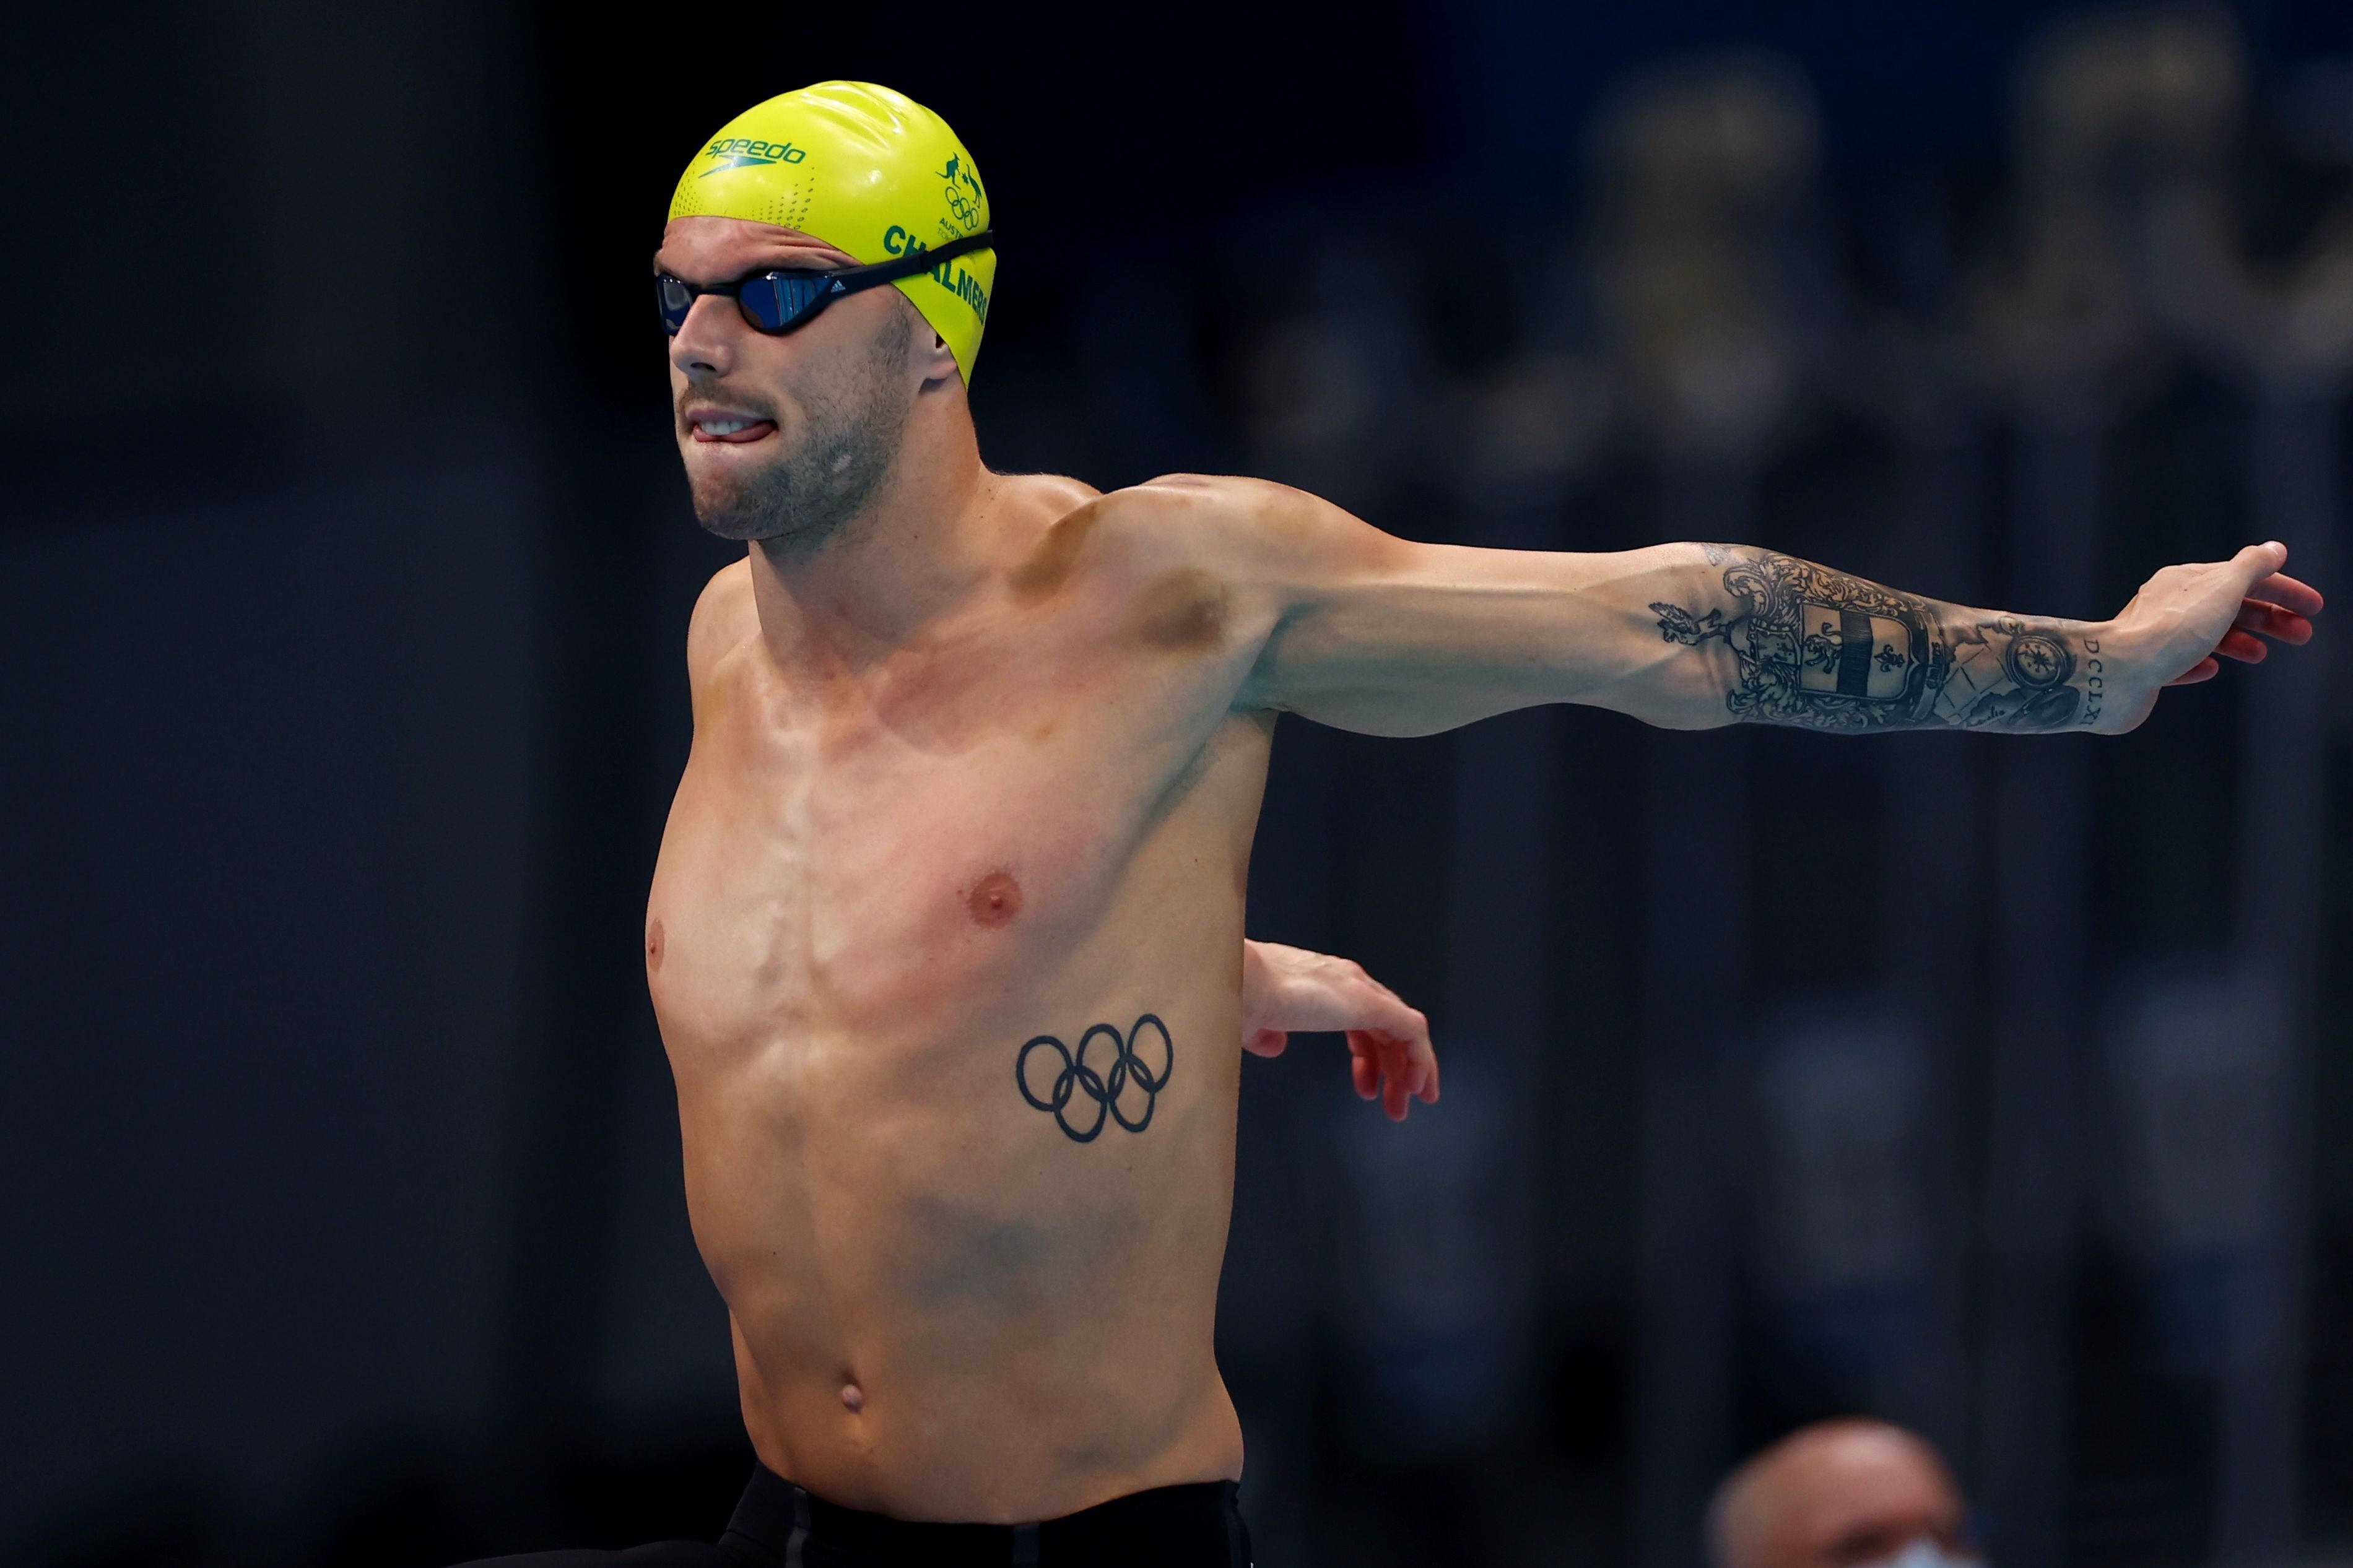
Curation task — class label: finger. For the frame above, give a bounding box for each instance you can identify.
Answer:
[1243,1028,1289,1058]
[1349,1030,1410,1120]
[1355,989,1429,1051]
[2234,600,2313,644]
[2249,570,2324,618]
[2235,541,2291,588]
[1347,1029,1423,1119]
[1360,1021,1434,1103]
[2215,628,2268,664]
[1382,1039,1411,1121]
[2167,656,2220,685]
[1396,1026,1425,1114]
[1397,1010,1440,1104]
[1350,1039,1379,1099]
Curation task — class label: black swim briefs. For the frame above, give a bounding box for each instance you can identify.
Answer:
[451,1462,1253,1567]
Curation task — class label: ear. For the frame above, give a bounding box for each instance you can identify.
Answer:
[915,326,961,390]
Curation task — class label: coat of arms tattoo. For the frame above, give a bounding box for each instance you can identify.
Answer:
[1650,551,2092,732]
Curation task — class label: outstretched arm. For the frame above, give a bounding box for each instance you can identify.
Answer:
[1633,541,2318,734]
[1203,479,2319,736]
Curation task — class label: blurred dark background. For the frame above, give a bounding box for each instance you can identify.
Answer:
[6,2,2353,1564]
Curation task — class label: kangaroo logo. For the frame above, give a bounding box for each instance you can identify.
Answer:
[938,154,985,230]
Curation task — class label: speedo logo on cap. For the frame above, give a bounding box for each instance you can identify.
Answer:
[698,137,807,175]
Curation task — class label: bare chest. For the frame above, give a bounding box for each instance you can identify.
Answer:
[643,635,1250,1063]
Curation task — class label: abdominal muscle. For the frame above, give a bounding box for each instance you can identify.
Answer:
[664,968,1248,1525]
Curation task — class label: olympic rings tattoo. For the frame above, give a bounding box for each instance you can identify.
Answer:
[1015,1015,1175,1143]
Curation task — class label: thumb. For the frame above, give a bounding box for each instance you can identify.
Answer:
[2238,540,2289,584]
[1243,1028,1289,1058]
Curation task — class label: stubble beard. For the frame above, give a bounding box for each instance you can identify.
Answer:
[683,313,914,558]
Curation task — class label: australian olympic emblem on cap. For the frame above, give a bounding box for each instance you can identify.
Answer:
[698,136,807,175]
[938,154,984,231]
[1017,1015,1173,1143]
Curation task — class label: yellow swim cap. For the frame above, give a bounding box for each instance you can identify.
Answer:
[669,82,996,381]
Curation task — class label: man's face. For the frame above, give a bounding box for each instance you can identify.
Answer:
[656,216,918,553]
[1747,1429,1969,1568]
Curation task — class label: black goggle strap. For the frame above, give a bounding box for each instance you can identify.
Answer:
[822,227,996,297]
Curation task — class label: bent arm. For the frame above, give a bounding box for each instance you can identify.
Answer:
[1223,482,2314,737]
[1240,938,1438,1121]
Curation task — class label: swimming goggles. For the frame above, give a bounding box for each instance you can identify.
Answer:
[657,230,994,337]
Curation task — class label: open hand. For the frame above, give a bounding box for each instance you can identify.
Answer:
[1240,940,1439,1121]
[2107,542,2321,730]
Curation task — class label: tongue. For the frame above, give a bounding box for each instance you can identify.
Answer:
[698,420,776,444]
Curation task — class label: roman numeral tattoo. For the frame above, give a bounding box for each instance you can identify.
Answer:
[1652,548,2105,732]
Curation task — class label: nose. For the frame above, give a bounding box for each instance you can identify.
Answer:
[668,293,743,378]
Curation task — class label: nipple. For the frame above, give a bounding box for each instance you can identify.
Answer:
[645,919,664,972]
[966,871,1023,929]
[840,1382,865,1414]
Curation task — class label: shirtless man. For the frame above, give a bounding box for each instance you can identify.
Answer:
[470,83,2320,1567]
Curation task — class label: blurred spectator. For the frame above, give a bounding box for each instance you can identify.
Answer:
[1706,1419,1980,1568]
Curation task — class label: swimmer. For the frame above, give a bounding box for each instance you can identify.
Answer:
[463,80,2320,1566]
[1709,1420,1981,1568]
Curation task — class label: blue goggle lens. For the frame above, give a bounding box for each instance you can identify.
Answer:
[739,272,833,331]
[658,271,842,336]
[657,275,696,334]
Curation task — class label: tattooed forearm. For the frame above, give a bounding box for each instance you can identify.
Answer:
[1016,1015,1173,1142]
[1651,547,2107,732]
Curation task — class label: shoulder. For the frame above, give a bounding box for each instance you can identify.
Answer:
[1005,473,1399,604]
[686,557,757,687]
[1121,475,1411,578]
[1118,474,1321,536]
